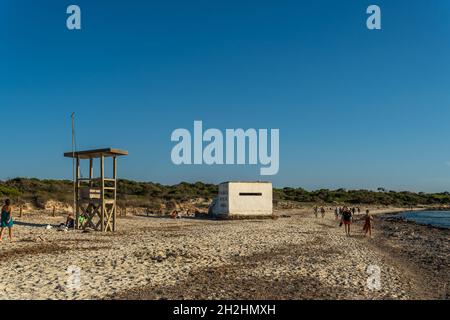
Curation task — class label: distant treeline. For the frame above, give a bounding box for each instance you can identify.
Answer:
[1,178,450,208]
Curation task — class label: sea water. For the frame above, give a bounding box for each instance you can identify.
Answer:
[398,211,450,229]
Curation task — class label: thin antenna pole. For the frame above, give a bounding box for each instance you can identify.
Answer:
[71,112,76,229]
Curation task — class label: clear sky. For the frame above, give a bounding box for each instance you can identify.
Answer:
[1,0,450,192]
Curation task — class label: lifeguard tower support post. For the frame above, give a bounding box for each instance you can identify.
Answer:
[64,148,128,232]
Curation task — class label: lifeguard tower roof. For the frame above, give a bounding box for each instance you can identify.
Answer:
[64,148,128,159]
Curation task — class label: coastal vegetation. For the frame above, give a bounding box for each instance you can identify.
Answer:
[1,178,450,209]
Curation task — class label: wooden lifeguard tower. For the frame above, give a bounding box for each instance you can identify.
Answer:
[64,148,128,232]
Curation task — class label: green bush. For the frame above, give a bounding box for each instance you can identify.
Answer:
[0,185,22,198]
[1,178,449,207]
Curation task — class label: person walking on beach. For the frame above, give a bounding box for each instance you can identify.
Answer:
[0,199,14,242]
[320,207,326,219]
[334,207,340,220]
[341,206,352,237]
[313,206,318,218]
[363,210,374,238]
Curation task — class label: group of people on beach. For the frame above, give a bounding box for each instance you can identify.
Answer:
[314,205,373,238]
[1,199,14,241]
[3,197,376,242]
[313,206,326,219]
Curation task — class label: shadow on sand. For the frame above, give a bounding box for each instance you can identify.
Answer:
[134,213,216,221]
[13,221,57,228]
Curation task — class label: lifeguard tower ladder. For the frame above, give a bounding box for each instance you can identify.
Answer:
[64,148,128,232]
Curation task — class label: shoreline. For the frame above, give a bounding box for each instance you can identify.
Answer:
[363,214,450,299]
[374,209,450,230]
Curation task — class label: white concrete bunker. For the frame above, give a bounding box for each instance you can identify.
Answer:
[210,181,273,217]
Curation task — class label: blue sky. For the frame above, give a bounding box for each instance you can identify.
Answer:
[1,0,450,192]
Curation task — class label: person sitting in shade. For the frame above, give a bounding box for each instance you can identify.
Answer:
[65,212,75,229]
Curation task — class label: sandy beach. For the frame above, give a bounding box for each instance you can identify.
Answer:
[0,207,448,300]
